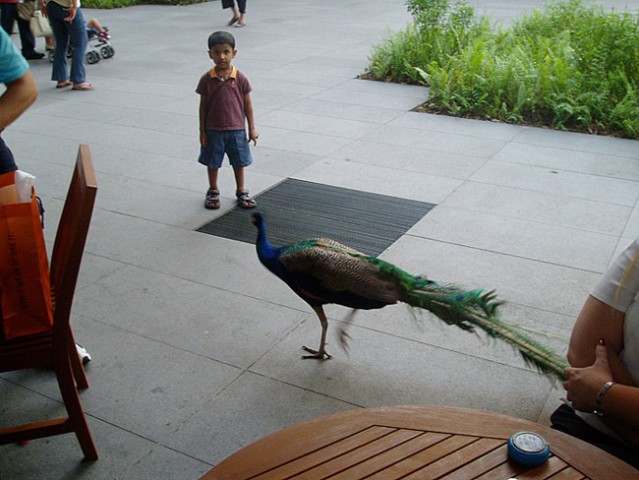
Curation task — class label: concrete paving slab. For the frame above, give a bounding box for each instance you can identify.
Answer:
[442,181,632,235]
[410,205,619,271]
[471,160,639,205]
[165,371,357,465]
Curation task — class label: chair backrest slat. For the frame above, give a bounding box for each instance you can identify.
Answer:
[50,145,97,333]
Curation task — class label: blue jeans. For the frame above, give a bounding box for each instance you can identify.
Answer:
[47,1,87,84]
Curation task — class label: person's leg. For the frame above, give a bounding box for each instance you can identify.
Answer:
[0,4,15,36]
[16,16,39,57]
[207,168,219,191]
[68,8,89,86]
[47,2,70,83]
[221,0,240,25]
[205,168,220,209]
[199,130,225,209]
[0,137,18,175]
[234,0,247,26]
[551,404,639,469]
[232,166,245,192]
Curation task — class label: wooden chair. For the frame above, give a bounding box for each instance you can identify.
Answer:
[0,144,99,460]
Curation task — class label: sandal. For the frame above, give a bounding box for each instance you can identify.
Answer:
[205,189,220,210]
[227,16,240,26]
[72,83,95,91]
[56,81,71,88]
[233,21,246,28]
[236,189,256,209]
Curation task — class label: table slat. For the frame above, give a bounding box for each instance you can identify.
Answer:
[327,431,450,480]
[289,429,423,479]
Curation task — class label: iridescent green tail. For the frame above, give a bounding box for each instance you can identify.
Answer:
[360,255,568,380]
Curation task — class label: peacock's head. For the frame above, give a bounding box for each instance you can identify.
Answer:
[251,212,264,228]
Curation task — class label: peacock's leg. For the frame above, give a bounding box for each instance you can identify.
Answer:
[302,306,332,359]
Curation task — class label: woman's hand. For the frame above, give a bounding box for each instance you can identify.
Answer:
[64,6,77,22]
[563,340,613,412]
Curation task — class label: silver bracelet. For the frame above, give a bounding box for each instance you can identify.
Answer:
[593,381,616,417]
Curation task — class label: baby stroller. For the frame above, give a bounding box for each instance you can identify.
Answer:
[48,26,114,64]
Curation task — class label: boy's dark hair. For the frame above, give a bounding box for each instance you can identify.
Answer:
[208,31,235,50]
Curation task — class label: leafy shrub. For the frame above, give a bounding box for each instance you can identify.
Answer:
[367,0,639,138]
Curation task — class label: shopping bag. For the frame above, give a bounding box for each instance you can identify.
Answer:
[17,1,36,22]
[29,10,52,38]
[0,171,53,340]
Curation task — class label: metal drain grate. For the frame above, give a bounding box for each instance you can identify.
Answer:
[196,179,435,256]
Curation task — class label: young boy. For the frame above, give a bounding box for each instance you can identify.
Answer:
[196,31,258,209]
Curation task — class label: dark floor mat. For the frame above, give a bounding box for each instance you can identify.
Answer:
[196,179,435,256]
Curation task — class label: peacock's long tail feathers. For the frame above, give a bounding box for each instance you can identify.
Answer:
[349,252,569,380]
[468,312,569,379]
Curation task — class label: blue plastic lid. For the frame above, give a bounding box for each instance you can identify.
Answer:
[507,431,550,466]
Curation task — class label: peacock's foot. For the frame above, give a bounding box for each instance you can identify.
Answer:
[301,346,332,360]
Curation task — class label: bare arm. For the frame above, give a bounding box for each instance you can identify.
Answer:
[199,96,207,147]
[564,343,639,447]
[0,70,38,131]
[244,92,259,145]
[567,295,634,385]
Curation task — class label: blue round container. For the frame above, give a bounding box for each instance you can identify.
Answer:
[507,431,550,466]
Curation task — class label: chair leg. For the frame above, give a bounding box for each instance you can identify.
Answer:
[56,352,98,460]
[68,330,89,389]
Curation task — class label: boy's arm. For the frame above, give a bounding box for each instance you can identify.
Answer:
[199,96,208,147]
[244,92,259,145]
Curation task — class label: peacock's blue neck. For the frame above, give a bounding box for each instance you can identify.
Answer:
[255,222,282,271]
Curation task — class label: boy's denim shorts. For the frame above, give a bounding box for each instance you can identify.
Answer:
[198,129,253,169]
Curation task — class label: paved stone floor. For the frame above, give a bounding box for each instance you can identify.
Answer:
[1,1,639,478]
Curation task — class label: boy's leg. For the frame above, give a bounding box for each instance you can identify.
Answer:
[233,166,256,209]
[208,167,219,191]
[205,168,220,209]
[232,165,244,192]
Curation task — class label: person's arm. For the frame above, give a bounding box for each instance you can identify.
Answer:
[199,96,208,147]
[244,92,258,145]
[564,342,639,447]
[0,70,38,132]
[567,296,634,385]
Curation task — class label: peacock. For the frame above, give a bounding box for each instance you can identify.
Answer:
[251,212,568,379]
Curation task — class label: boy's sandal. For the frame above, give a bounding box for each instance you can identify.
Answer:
[236,190,256,209]
[205,189,221,210]
[227,16,240,26]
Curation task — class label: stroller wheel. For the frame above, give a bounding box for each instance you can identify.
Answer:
[86,51,100,64]
[100,45,114,59]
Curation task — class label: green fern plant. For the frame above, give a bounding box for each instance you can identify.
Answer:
[369,0,639,139]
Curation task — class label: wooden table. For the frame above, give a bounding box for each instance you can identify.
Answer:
[201,405,638,480]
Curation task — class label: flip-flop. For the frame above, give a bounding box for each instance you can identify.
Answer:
[227,16,239,26]
[72,83,95,91]
[56,81,71,88]
[233,22,246,28]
